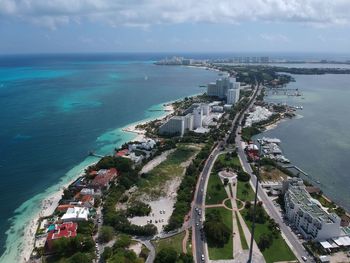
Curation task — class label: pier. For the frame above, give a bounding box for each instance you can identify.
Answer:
[283,165,309,176]
[88,151,104,158]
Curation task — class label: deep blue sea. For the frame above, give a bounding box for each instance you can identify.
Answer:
[0,53,219,262]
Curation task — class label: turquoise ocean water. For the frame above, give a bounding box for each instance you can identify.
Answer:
[0,54,218,262]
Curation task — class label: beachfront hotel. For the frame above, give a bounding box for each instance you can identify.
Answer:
[159,103,223,136]
[207,73,240,105]
[283,178,342,241]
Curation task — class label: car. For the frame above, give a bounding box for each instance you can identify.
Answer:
[301,256,307,261]
[201,254,205,261]
[196,222,199,226]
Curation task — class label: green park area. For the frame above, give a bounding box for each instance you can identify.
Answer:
[137,144,200,198]
[241,207,296,263]
[205,207,233,260]
[236,181,255,202]
[206,171,228,205]
[152,231,185,254]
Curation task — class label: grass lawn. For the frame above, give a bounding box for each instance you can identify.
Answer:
[137,144,199,198]
[235,211,248,250]
[216,154,241,168]
[206,172,228,205]
[206,207,233,260]
[224,199,232,209]
[241,208,296,263]
[152,231,185,254]
[236,180,255,202]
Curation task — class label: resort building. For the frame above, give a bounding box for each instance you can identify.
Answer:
[128,138,157,151]
[159,116,185,136]
[159,102,222,136]
[207,74,240,104]
[283,178,341,241]
[45,222,78,251]
[61,207,89,222]
[193,106,203,129]
[184,113,194,131]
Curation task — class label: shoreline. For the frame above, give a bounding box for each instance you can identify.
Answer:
[121,103,174,141]
[17,101,177,262]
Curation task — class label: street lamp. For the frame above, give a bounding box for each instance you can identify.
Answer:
[247,142,262,263]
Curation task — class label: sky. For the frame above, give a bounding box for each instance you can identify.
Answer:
[0,0,350,54]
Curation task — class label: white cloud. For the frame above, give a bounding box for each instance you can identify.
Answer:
[1,0,350,29]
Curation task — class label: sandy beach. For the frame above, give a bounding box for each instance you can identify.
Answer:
[121,103,174,141]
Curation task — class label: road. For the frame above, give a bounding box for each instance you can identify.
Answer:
[191,84,259,263]
[234,90,314,263]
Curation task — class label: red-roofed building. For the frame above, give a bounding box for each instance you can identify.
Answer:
[56,204,75,212]
[74,192,94,208]
[90,168,118,190]
[45,222,78,251]
[116,149,129,157]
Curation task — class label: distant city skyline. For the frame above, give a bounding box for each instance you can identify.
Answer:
[1,0,350,54]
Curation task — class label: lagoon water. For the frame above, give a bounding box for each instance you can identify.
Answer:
[0,54,218,261]
[256,74,350,211]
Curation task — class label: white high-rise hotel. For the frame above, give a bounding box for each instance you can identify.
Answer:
[207,73,240,105]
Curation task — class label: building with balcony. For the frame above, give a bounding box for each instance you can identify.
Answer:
[283,178,341,241]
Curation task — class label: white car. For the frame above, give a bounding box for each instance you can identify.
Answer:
[301,256,307,261]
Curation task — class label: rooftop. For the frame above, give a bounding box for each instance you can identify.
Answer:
[47,222,77,241]
[287,182,338,224]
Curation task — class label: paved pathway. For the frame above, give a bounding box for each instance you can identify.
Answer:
[236,211,265,262]
[182,228,189,254]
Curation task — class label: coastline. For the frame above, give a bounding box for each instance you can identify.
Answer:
[15,102,177,262]
[121,103,174,141]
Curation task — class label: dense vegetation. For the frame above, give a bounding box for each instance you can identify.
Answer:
[101,234,143,263]
[154,247,193,263]
[99,157,158,237]
[126,201,151,217]
[48,235,95,263]
[165,141,214,231]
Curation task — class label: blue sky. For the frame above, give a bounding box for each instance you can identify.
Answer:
[0,0,350,54]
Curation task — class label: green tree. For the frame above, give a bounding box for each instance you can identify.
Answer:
[258,233,273,251]
[154,247,178,263]
[102,247,113,261]
[98,226,115,243]
[69,252,92,263]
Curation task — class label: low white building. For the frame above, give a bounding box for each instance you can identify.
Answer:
[283,178,341,241]
[245,106,273,127]
[61,207,89,222]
